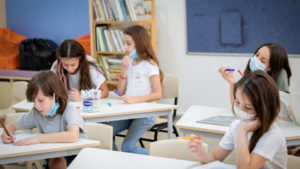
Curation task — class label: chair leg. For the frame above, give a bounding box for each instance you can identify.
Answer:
[173,125,179,137]
[33,160,43,169]
[139,139,145,148]
[25,161,34,169]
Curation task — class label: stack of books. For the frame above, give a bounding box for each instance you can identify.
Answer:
[98,55,122,81]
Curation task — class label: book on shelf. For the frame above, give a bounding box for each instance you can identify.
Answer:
[98,55,122,82]
[93,0,151,22]
[96,27,125,52]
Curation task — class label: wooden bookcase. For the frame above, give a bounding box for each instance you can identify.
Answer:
[88,0,156,89]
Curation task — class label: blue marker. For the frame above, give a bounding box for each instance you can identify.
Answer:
[113,90,122,97]
[225,69,235,71]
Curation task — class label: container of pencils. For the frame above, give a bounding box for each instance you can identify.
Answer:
[81,89,101,113]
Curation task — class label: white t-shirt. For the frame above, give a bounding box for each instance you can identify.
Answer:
[51,55,106,89]
[125,60,159,96]
[219,120,287,169]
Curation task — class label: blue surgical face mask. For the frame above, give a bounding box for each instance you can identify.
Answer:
[129,49,138,60]
[48,93,59,116]
[249,55,266,71]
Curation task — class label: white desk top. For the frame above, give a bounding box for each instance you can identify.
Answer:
[12,99,178,119]
[68,148,199,169]
[176,105,300,141]
[0,129,100,164]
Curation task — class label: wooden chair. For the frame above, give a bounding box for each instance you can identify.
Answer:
[287,155,300,169]
[85,122,113,150]
[114,74,180,147]
[150,139,207,161]
[138,74,179,147]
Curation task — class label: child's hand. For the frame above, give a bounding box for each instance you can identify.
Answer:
[240,118,261,133]
[13,136,40,146]
[70,88,81,101]
[121,55,130,71]
[218,67,235,85]
[1,133,16,144]
[188,135,205,158]
[120,95,137,104]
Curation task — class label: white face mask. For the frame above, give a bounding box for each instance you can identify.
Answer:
[234,104,255,121]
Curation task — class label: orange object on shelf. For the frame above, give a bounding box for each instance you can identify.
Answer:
[0,28,27,69]
[74,34,91,56]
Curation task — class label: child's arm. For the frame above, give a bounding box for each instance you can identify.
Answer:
[120,75,162,104]
[100,81,109,98]
[1,122,19,143]
[13,125,80,146]
[236,119,266,169]
[218,67,235,104]
[117,56,130,95]
[188,135,231,163]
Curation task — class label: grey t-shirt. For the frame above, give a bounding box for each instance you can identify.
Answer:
[16,104,88,139]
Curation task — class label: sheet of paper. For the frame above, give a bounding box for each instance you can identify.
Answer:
[191,161,236,169]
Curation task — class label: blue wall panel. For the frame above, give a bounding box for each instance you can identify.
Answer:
[6,0,89,45]
[186,0,300,54]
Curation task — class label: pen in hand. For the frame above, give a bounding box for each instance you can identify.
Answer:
[0,120,14,143]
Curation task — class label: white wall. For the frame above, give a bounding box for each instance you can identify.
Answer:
[155,0,300,114]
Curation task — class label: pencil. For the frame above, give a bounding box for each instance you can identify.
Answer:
[0,120,12,137]
[180,136,195,140]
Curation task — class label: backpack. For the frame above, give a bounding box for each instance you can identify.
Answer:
[19,38,58,70]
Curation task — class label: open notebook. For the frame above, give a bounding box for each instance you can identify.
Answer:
[196,115,234,126]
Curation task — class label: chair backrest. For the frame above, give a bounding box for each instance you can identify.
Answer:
[85,122,113,150]
[162,74,179,99]
[11,81,28,105]
[287,155,300,169]
[4,113,27,125]
[150,139,207,161]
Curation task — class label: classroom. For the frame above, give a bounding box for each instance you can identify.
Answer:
[1,0,300,169]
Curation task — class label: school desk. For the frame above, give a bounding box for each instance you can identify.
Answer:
[0,129,100,164]
[12,98,178,139]
[67,148,199,169]
[176,105,300,146]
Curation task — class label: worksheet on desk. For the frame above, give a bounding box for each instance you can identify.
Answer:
[0,129,39,145]
[191,161,236,169]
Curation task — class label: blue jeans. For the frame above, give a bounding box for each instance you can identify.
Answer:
[111,116,156,155]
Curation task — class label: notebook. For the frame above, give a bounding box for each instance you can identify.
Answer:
[196,115,234,126]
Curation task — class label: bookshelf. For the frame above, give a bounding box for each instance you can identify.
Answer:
[88,0,156,90]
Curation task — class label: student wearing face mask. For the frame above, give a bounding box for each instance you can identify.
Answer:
[1,71,87,169]
[188,70,287,169]
[111,25,163,155]
[219,43,292,103]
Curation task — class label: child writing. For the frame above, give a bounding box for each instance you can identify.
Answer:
[111,25,163,155]
[219,43,292,103]
[51,39,108,101]
[189,70,287,169]
[1,71,87,169]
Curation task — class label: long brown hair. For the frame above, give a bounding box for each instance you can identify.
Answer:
[55,39,104,90]
[233,70,280,152]
[123,25,164,83]
[244,43,292,85]
[26,71,68,115]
